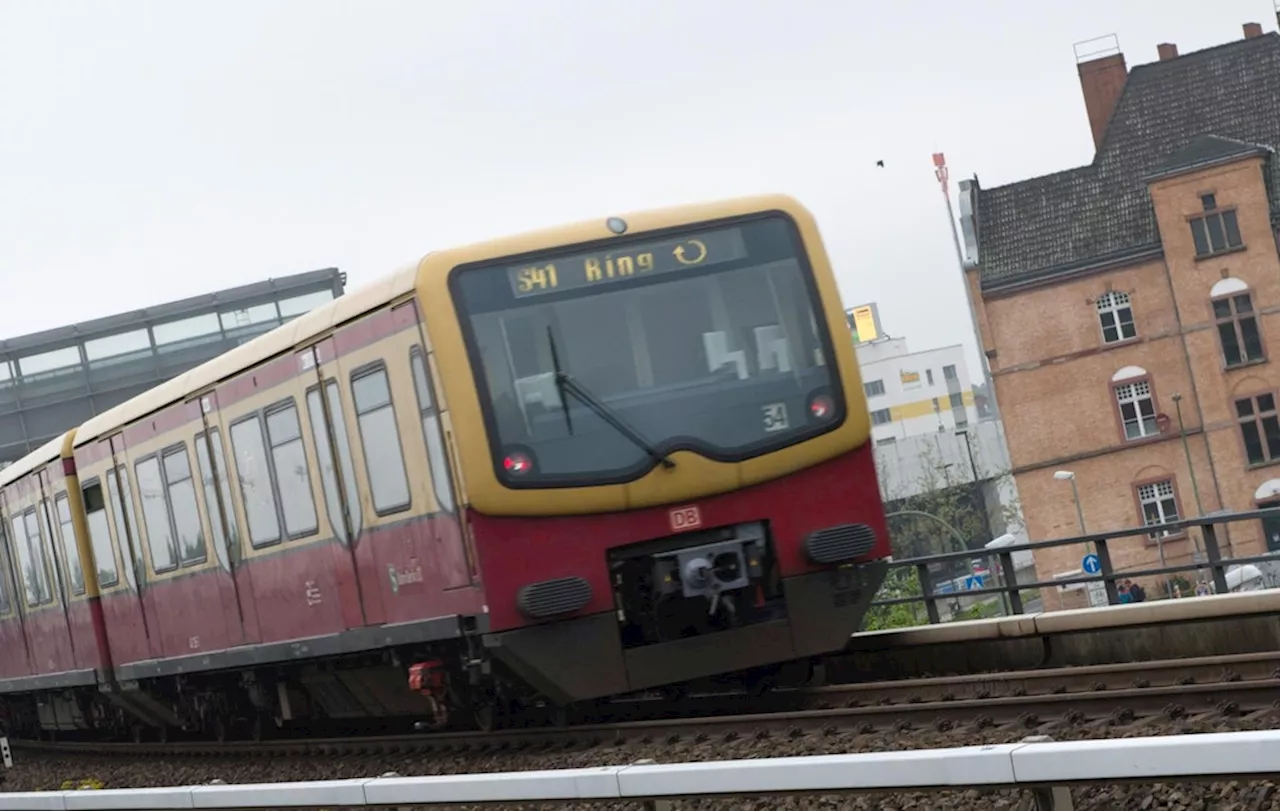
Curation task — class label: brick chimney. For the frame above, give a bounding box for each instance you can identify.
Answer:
[1157,42,1179,60]
[1244,22,1263,39]
[1078,50,1128,152]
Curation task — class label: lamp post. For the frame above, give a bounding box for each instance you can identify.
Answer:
[955,426,979,482]
[1054,470,1086,535]
[984,532,1018,615]
[1170,392,1208,569]
[1170,394,1205,517]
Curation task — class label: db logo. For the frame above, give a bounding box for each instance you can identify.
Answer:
[669,505,702,532]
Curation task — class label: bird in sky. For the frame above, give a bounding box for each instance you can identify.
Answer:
[875,160,885,168]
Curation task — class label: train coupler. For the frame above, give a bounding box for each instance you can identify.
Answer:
[408,660,449,728]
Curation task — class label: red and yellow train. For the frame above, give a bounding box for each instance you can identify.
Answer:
[0,194,891,739]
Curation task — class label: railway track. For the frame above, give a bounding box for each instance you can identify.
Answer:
[12,650,1280,759]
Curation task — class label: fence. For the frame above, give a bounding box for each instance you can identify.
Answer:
[869,507,1280,625]
[4,730,1280,810]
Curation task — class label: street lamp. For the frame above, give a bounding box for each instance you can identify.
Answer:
[984,532,1018,615]
[1054,470,1087,535]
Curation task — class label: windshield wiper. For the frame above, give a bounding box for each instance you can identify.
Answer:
[547,327,675,470]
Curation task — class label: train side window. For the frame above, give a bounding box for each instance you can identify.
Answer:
[39,499,68,602]
[81,480,120,588]
[305,381,363,542]
[350,365,411,515]
[54,493,85,596]
[265,401,318,539]
[106,467,139,568]
[13,510,54,606]
[230,414,283,548]
[195,428,241,554]
[409,348,456,513]
[135,456,178,573]
[0,519,11,613]
[162,445,207,566]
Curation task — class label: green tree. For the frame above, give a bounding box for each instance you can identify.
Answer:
[866,429,1031,626]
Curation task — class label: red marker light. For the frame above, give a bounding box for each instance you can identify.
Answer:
[809,395,834,419]
[504,452,532,474]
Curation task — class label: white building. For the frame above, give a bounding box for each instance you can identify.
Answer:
[855,338,980,444]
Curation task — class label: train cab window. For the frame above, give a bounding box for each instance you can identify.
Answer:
[410,348,456,513]
[162,446,208,566]
[265,402,318,538]
[54,494,85,596]
[81,480,120,588]
[135,456,178,573]
[11,510,54,607]
[305,381,363,543]
[195,428,241,554]
[230,415,283,548]
[351,365,411,515]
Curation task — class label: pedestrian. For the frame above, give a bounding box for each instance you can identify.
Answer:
[1117,581,1133,604]
[1128,579,1147,602]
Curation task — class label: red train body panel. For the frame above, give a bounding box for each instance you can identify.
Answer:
[474,443,886,635]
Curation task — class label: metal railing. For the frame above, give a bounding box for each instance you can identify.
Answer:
[868,508,1280,625]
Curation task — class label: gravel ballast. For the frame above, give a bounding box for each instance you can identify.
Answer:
[4,711,1280,810]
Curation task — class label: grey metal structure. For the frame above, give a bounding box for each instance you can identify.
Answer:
[0,268,347,466]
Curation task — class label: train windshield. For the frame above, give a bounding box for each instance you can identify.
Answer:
[451,214,844,487]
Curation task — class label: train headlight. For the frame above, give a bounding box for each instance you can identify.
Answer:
[503,449,534,475]
[808,393,834,420]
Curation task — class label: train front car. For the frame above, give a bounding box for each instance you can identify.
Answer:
[418,195,891,708]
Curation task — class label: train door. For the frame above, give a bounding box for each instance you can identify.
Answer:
[0,499,34,679]
[191,392,260,645]
[403,299,474,590]
[299,341,373,628]
[7,484,75,673]
[104,433,163,660]
[34,467,80,668]
[408,344,473,590]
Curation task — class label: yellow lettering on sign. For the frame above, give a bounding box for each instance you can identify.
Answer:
[585,252,655,282]
[516,263,558,293]
[673,239,707,265]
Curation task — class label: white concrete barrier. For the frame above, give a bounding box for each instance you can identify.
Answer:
[4,730,1280,809]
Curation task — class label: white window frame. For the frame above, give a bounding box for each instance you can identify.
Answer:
[1097,291,1137,344]
[1138,479,1179,539]
[1115,380,1158,440]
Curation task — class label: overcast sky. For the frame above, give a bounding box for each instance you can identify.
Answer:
[0,0,1270,374]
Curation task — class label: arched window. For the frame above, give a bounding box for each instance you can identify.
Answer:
[1211,278,1264,368]
[1111,366,1158,441]
[1096,291,1136,344]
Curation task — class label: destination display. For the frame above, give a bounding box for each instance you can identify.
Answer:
[507,226,749,299]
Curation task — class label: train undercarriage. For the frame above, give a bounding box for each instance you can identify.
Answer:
[0,521,881,743]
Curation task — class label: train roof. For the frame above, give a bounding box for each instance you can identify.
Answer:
[74,265,419,450]
[0,431,74,489]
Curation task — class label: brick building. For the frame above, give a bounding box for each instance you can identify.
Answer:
[956,21,1280,600]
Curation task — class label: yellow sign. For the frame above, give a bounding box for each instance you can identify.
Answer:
[900,370,920,385]
[504,227,748,299]
[851,305,878,342]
